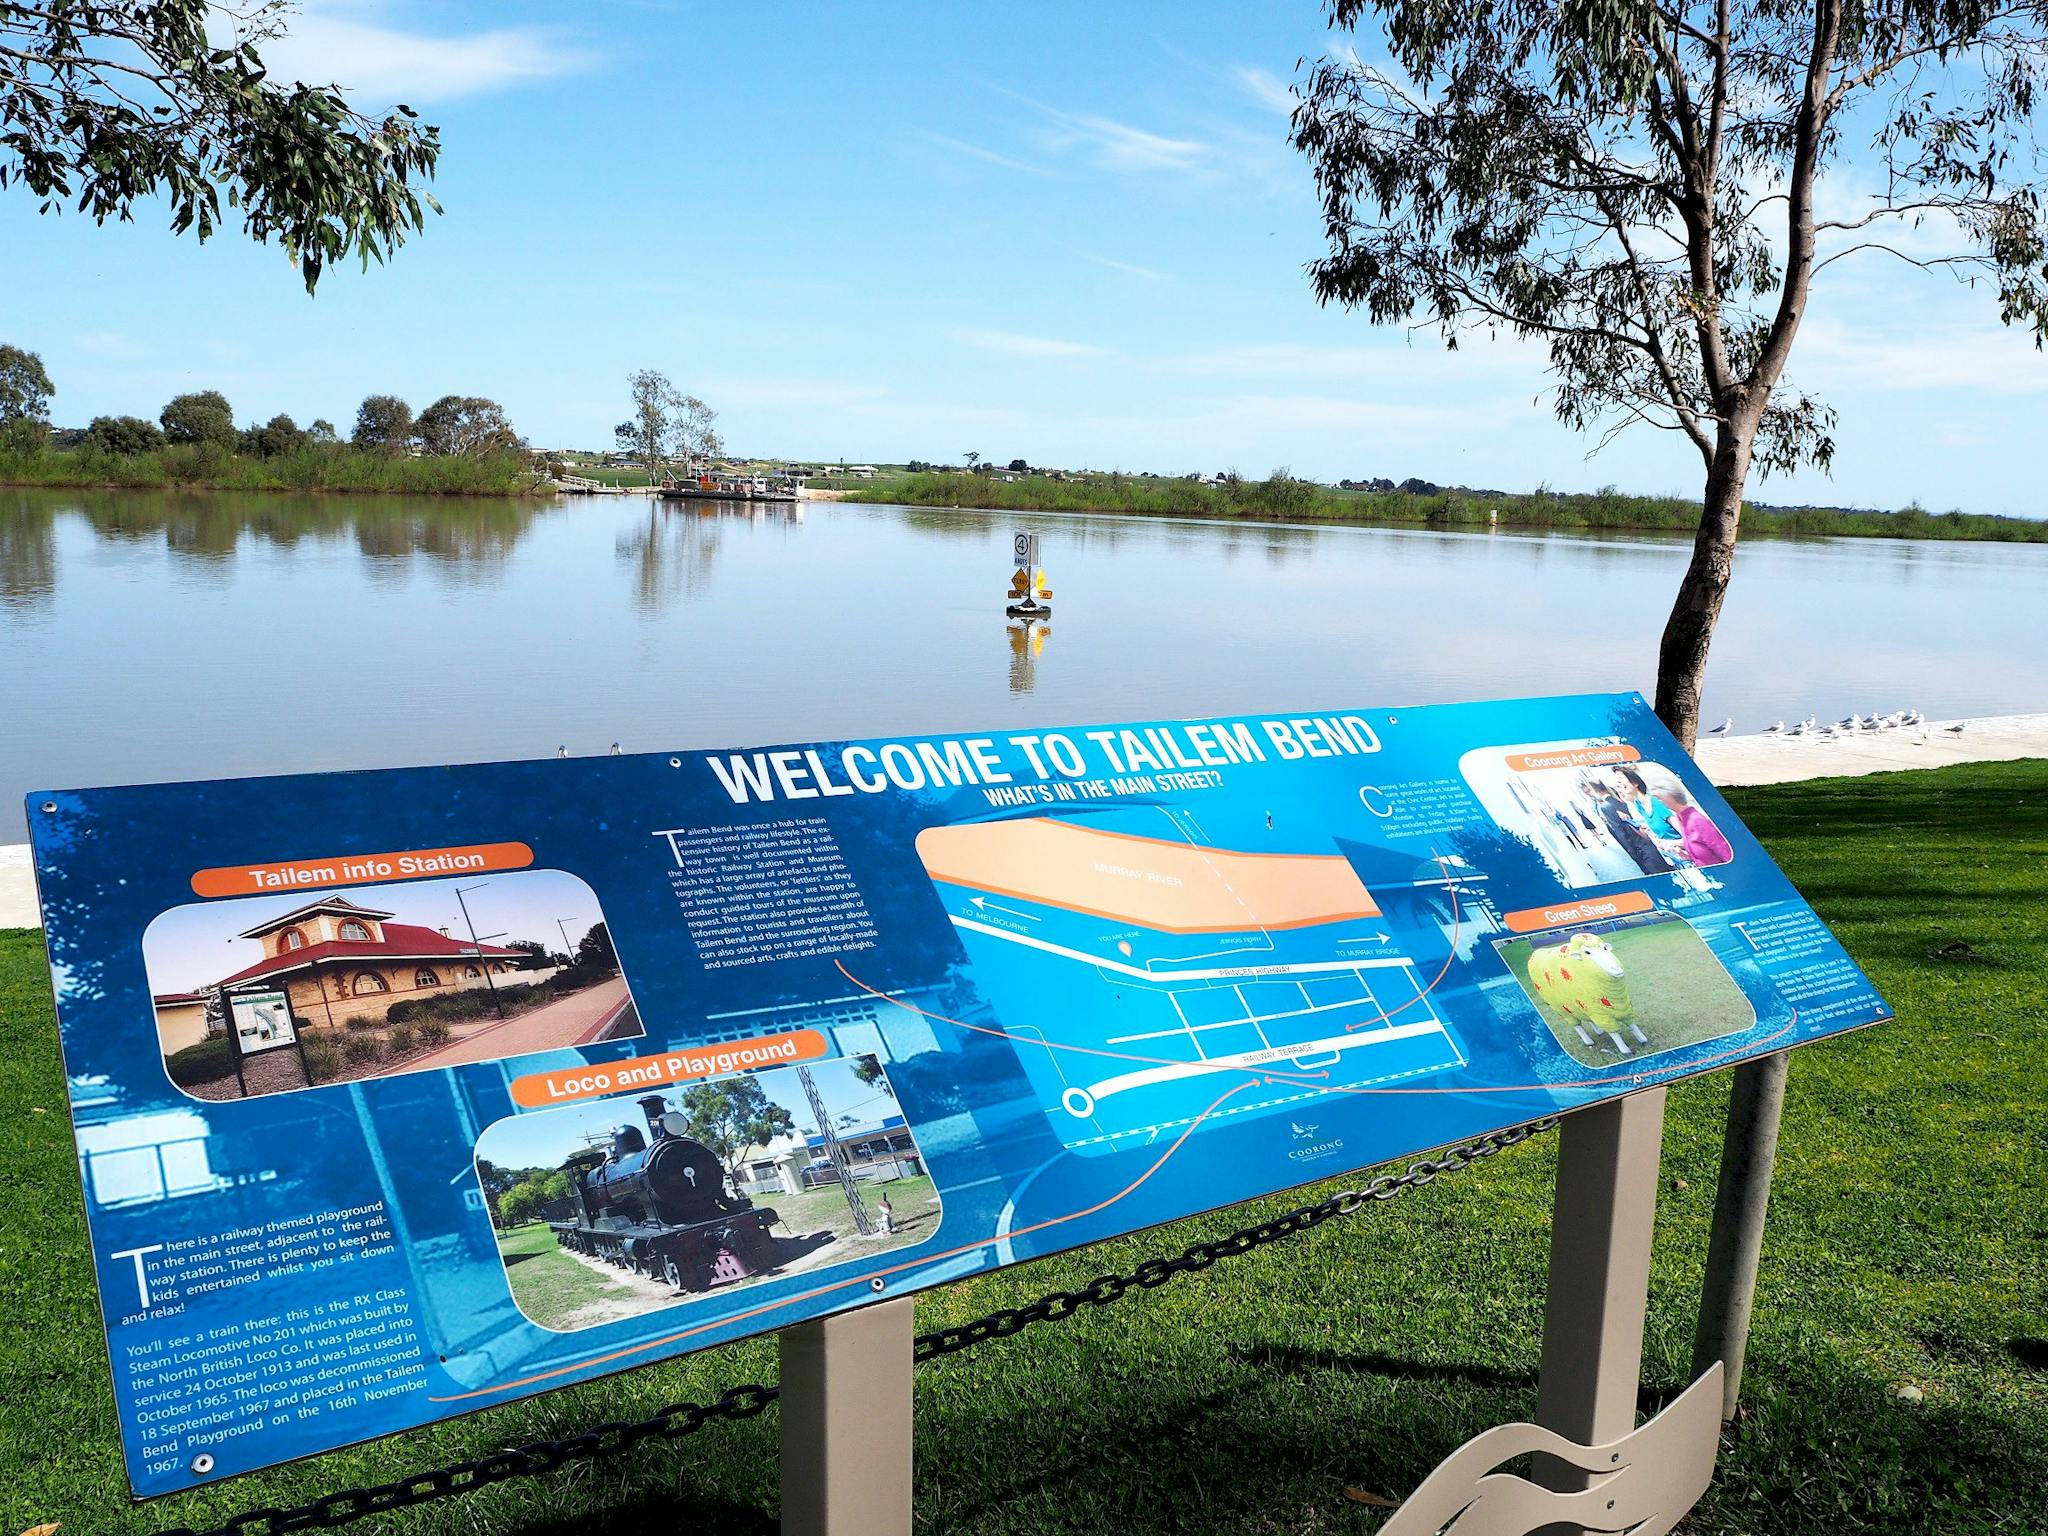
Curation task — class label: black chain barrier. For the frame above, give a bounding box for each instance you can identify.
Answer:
[159,1117,1558,1536]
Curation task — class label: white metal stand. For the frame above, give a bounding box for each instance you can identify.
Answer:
[1535,1090,1669,1504]
[773,1093,1708,1536]
[779,1296,916,1536]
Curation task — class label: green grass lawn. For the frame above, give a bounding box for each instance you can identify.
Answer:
[494,1224,646,1330]
[2,760,2042,1534]
[771,1173,941,1246]
[1500,914,1758,1065]
[502,1178,946,1330]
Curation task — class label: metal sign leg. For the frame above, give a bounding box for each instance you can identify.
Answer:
[1692,1049,1788,1422]
[779,1296,915,1536]
[1535,1089,1668,1495]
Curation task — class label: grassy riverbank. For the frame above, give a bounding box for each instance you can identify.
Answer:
[0,444,550,496]
[2,759,2043,1535]
[848,469,2048,541]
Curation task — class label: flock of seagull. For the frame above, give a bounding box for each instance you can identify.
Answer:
[1707,709,1968,741]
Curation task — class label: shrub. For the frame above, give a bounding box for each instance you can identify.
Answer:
[164,1035,235,1088]
[342,1014,381,1032]
[386,1021,416,1055]
[0,417,47,456]
[160,390,237,447]
[83,414,165,455]
[302,1038,340,1081]
[385,999,421,1024]
[415,1020,451,1047]
[341,1034,384,1066]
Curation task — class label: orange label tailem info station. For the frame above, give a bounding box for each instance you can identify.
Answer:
[191,842,535,898]
[1502,744,1643,773]
[1503,891,1655,933]
[509,1029,830,1107]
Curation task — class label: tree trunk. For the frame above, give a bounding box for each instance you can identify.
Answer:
[1655,426,1753,750]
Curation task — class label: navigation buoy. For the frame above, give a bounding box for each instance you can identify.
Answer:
[1006,530,1052,618]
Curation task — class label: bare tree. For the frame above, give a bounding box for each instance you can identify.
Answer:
[1293,0,2048,746]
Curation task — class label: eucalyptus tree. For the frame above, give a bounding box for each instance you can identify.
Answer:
[352,394,415,454]
[417,395,519,457]
[1292,0,2048,746]
[617,371,722,479]
[1,0,441,292]
[0,343,53,422]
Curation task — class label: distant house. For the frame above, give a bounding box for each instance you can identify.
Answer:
[844,465,879,479]
[727,1112,922,1196]
[205,897,523,1031]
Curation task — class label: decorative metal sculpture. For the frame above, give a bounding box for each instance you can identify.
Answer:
[1381,1364,1722,1536]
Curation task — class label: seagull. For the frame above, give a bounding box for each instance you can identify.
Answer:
[556,744,568,759]
[1709,718,1733,735]
[1763,720,1785,734]
[1816,724,1837,738]
[1945,721,1967,735]
[1839,715,1859,729]
[609,742,622,756]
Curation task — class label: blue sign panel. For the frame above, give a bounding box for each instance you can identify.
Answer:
[28,694,1887,1495]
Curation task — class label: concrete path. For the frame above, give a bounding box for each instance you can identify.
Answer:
[401,975,636,1070]
[0,844,32,930]
[3,712,2044,932]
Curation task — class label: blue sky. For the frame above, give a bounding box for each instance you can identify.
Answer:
[4,0,2044,513]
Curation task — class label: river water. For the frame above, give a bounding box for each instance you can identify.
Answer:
[3,487,2042,839]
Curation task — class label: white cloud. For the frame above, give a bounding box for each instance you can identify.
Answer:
[1165,335,1553,386]
[1234,65,1295,116]
[252,5,596,104]
[75,330,146,358]
[913,130,1056,178]
[1003,92,1208,173]
[1795,315,2048,396]
[699,378,891,410]
[1081,253,1168,281]
[949,328,1111,359]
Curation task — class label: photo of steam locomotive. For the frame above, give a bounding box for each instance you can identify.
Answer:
[484,1058,941,1330]
[544,1093,783,1292]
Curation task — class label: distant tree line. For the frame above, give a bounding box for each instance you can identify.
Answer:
[0,344,526,464]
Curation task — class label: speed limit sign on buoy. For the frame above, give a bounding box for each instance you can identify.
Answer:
[1014,531,1039,566]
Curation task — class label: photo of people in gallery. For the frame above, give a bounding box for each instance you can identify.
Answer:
[1463,741,1736,891]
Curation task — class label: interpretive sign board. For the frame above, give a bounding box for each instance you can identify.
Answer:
[28,693,1888,1496]
[227,989,296,1053]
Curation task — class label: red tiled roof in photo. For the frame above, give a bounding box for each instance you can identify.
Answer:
[217,922,524,987]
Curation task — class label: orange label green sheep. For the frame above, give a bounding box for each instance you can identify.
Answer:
[1525,932,1650,1055]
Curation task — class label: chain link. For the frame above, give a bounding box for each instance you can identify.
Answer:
[158,1118,1556,1536]
[911,1117,1558,1363]
[159,1384,781,1536]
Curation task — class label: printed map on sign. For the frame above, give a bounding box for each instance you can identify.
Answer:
[917,807,1465,1152]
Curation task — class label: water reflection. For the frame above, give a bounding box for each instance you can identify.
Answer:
[1006,617,1051,694]
[2,486,2044,841]
[0,494,54,610]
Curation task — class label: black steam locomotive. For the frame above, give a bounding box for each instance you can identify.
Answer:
[547,1094,783,1292]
